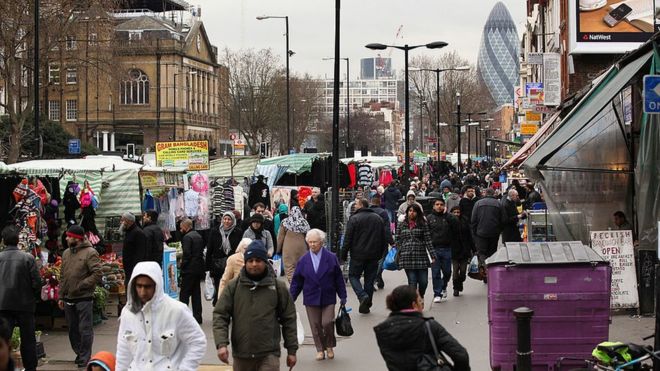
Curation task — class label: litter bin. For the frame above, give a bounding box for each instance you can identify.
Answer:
[486,241,611,371]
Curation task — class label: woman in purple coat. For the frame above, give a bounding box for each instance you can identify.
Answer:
[290,228,348,362]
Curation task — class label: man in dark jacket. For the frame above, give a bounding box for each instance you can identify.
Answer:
[524,183,543,210]
[382,182,402,225]
[449,206,475,296]
[471,188,505,276]
[426,198,456,303]
[120,212,147,287]
[459,185,478,221]
[0,226,42,371]
[142,210,164,266]
[501,189,525,243]
[370,195,394,290]
[179,218,205,323]
[214,240,298,369]
[240,202,275,240]
[304,188,326,231]
[59,224,103,368]
[341,199,386,314]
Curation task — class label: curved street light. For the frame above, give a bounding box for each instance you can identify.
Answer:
[365,41,448,186]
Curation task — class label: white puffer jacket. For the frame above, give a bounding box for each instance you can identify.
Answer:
[115,262,207,371]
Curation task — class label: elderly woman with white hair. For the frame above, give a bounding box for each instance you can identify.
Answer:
[290,229,347,361]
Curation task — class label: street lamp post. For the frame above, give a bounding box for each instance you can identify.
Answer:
[257,15,292,152]
[419,98,426,152]
[456,92,462,172]
[475,118,493,158]
[322,57,350,146]
[366,41,448,187]
[411,66,469,161]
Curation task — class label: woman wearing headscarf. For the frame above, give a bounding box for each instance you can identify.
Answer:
[273,203,289,239]
[277,206,311,282]
[207,211,243,306]
[242,213,274,256]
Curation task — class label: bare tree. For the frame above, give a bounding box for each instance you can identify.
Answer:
[0,0,120,163]
[220,48,324,155]
[406,52,496,155]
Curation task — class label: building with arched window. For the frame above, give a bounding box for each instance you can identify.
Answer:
[42,1,230,157]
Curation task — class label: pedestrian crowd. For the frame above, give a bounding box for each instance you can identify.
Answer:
[0,161,552,371]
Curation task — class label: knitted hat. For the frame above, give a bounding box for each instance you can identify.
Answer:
[244,240,268,262]
[66,225,85,240]
[249,213,265,224]
[87,351,116,371]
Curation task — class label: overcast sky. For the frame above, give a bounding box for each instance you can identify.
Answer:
[195,0,527,78]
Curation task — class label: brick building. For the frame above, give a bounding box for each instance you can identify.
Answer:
[43,1,229,157]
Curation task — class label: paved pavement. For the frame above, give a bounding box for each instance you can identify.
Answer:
[36,269,654,370]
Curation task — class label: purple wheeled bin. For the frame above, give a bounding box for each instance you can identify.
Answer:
[486,242,611,371]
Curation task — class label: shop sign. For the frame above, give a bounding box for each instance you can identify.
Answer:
[520,123,539,135]
[525,111,542,122]
[590,230,639,309]
[528,52,544,65]
[155,140,209,171]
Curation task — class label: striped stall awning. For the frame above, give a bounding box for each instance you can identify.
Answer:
[207,157,260,179]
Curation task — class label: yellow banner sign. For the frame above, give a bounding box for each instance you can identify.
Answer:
[525,111,542,122]
[520,123,539,136]
[156,140,209,171]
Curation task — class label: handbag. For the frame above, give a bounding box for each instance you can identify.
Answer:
[417,321,453,371]
[335,304,354,337]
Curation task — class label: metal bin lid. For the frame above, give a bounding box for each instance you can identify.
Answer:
[485,241,607,266]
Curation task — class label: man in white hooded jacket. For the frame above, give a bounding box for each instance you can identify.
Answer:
[115,262,206,370]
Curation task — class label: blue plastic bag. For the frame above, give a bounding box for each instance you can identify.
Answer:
[271,254,283,276]
[383,247,399,271]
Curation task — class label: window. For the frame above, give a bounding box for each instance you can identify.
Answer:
[48,64,60,84]
[128,31,142,41]
[65,35,76,50]
[89,33,98,46]
[66,100,77,121]
[48,100,60,121]
[120,69,150,105]
[66,68,77,84]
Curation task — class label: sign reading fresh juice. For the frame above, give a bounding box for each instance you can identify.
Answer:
[156,140,209,171]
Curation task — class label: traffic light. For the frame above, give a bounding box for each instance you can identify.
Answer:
[260,142,270,157]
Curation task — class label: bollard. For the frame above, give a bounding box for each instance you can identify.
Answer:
[513,307,534,371]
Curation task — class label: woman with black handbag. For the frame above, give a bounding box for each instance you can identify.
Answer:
[374,285,471,371]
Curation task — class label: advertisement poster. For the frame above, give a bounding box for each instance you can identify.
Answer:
[543,53,562,106]
[156,140,209,171]
[590,230,639,308]
[571,0,655,53]
[162,248,179,299]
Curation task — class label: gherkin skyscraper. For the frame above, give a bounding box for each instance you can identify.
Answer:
[477,2,519,107]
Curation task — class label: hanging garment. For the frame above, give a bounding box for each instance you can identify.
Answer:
[348,163,357,188]
[297,186,312,208]
[222,182,235,212]
[379,169,394,187]
[248,180,271,209]
[190,173,209,193]
[356,163,374,187]
[143,190,156,211]
[232,185,245,217]
[211,183,225,219]
[184,189,200,217]
[195,193,210,230]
